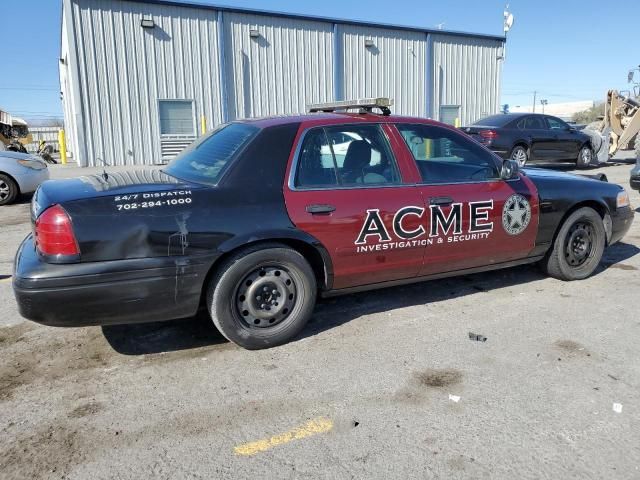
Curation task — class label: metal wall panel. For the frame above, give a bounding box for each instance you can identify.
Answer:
[340,25,427,117]
[223,12,334,120]
[65,0,504,166]
[430,34,503,126]
[70,0,222,166]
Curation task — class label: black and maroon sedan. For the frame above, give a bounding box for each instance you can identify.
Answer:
[13,99,634,349]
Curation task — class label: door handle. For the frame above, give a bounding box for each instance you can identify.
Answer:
[429,196,454,206]
[306,204,336,214]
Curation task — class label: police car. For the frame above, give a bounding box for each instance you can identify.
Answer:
[13,99,634,349]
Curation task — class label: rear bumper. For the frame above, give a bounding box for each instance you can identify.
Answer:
[610,206,634,245]
[13,235,215,327]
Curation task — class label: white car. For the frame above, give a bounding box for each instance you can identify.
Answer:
[0,151,50,205]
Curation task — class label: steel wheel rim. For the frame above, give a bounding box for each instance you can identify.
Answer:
[564,221,594,267]
[512,148,527,166]
[0,180,10,200]
[235,265,297,328]
[581,147,592,165]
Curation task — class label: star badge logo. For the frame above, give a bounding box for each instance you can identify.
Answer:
[502,194,531,235]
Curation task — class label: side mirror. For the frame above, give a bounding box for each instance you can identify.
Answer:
[501,159,520,180]
[567,126,576,133]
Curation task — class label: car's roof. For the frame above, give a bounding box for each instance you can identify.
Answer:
[237,112,447,129]
[488,113,528,120]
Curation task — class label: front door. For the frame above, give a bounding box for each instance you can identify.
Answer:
[524,115,554,160]
[393,123,539,276]
[546,115,579,160]
[284,123,425,290]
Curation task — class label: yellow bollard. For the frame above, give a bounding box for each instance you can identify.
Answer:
[58,129,67,165]
[425,139,432,159]
[201,115,206,135]
[454,117,461,128]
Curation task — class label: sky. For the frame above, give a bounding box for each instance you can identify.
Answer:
[0,0,637,122]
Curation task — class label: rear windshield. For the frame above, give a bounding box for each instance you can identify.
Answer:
[163,123,259,185]
[472,115,513,127]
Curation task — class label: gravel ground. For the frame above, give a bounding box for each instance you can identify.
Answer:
[1,156,639,479]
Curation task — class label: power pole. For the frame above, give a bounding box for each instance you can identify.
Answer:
[532,91,537,113]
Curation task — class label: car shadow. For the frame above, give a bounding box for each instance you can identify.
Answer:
[102,312,228,355]
[302,241,639,341]
[101,242,639,355]
[13,193,34,205]
[599,241,640,272]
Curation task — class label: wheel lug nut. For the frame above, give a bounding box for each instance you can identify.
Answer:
[260,303,266,309]
[263,286,269,292]
[256,295,261,301]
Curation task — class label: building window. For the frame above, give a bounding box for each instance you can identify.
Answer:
[159,100,195,135]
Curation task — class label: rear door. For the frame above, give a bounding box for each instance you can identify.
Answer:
[284,123,425,290]
[393,123,539,276]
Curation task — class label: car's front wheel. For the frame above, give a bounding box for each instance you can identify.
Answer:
[510,145,529,167]
[0,174,18,206]
[207,244,317,350]
[576,145,594,168]
[540,207,605,281]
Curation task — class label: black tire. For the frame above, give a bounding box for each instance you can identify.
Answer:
[0,173,18,206]
[510,145,529,167]
[207,243,317,350]
[576,144,594,169]
[540,207,605,281]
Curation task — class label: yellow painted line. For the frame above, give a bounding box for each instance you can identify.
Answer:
[0,277,11,283]
[234,417,333,456]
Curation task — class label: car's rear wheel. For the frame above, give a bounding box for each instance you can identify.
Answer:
[510,145,529,167]
[207,244,317,350]
[0,174,18,206]
[576,145,593,168]
[540,207,605,281]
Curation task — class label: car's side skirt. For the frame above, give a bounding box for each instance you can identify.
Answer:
[320,255,545,298]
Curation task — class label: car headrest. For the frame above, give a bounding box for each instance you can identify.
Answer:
[343,140,371,172]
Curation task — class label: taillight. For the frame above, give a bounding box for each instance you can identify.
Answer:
[34,204,80,257]
[478,130,499,141]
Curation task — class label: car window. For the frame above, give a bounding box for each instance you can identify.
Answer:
[471,114,513,127]
[294,125,400,188]
[546,116,568,130]
[524,116,546,129]
[163,123,258,185]
[397,124,500,184]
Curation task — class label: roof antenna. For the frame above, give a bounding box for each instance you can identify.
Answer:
[96,157,110,181]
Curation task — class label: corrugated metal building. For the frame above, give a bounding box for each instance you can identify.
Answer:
[60,0,505,167]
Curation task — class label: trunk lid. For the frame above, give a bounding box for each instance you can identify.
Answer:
[31,169,197,218]
[460,126,490,142]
